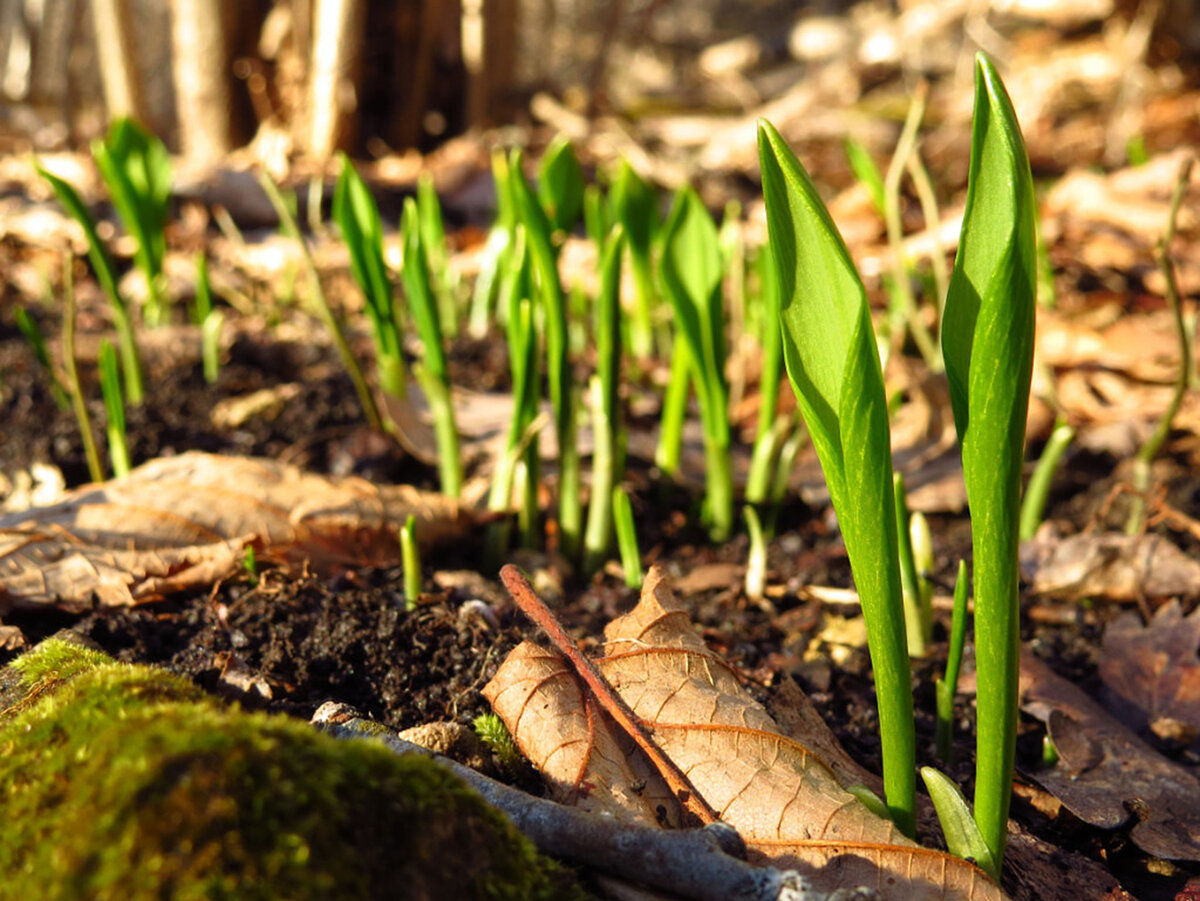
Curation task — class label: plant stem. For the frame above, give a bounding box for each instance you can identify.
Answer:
[257,170,384,433]
[400,514,420,611]
[61,257,105,483]
[1019,418,1075,541]
[894,473,927,657]
[656,333,689,476]
[936,559,970,764]
[612,487,643,587]
[1126,156,1194,535]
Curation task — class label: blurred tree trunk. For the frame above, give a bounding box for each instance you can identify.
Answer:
[91,0,146,122]
[170,0,232,168]
[463,0,516,128]
[307,0,365,159]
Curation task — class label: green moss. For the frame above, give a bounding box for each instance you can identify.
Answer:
[0,640,584,901]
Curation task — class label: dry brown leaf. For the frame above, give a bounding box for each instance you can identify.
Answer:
[0,452,469,611]
[1099,600,1200,744]
[485,567,1004,900]
[1023,532,1200,603]
[1019,651,1200,862]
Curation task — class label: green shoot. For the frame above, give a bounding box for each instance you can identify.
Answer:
[201,310,224,385]
[13,307,69,409]
[613,486,643,588]
[332,154,407,399]
[910,510,935,629]
[1126,156,1193,535]
[98,340,131,477]
[882,82,939,370]
[468,150,517,338]
[473,712,523,772]
[844,137,886,217]
[894,472,930,657]
[759,119,916,836]
[583,183,608,251]
[191,252,213,324]
[60,257,104,483]
[400,513,421,611]
[920,767,997,881]
[38,165,145,406]
[654,333,689,477]
[417,173,458,339]
[744,504,768,603]
[1041,734,1060,768]
[257,169,384,433]
[610,160,659,360]
[936,559,970,764]
[941,54,1037,871]
[1019,418,1075,541]
[91,118,173,327]
[401,197,463,498]
[537,136,584,235]
[768,415,806,511]
[583,227,626,576]
[660,187,733,542]
[243,545,259,585]
[511,152,581,560]
[746,247,785,507]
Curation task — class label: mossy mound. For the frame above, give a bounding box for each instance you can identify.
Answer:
[0,636,582,901]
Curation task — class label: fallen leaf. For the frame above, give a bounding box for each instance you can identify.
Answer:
[1099,601,1200,744]
[485,567,1004,899]
[0,452,469,611]
[1022,533,1200,603]
[1019,651,1200,862]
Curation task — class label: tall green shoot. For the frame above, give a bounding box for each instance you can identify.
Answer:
[99,341,131,477]
[332,155,407,399]
[511,152,582,560]
[60,257,104,483]
[14,307,69,409]
[417,173,458,339]
[660,187,734,542]
[91,118,172,327]
[401,197,463,498]
[469,150,517,337]
[746,247,784,505]
[941,54,1037,871]
[610,160,659,360]
[538,136,585,235]
[583,227,626,575]
[758,120,916,836]
[38,166,145,406]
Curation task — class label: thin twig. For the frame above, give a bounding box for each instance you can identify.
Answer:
[499,564,720,826]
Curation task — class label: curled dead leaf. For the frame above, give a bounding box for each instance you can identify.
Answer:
[0,453,471,611]
[485,566,1005,900]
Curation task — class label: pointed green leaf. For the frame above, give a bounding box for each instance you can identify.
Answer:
[921,767,998,882]
[758,118,915,836]
[538,136,584,233]
[940,53,1037,873]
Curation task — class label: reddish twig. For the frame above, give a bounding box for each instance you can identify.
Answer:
[499,564,718,826]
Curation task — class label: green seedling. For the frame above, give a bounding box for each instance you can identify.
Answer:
[400,514,421,610]
[920,767,996,881]
[468,150,518,337]
[473,712,523,773]
[941,54,1037,871]
[1041,733,1060,768]
[654,332,690,477]
[332,154,408,399]
[583,183,608,251]
[1126,156,1193,535]
[1019,418,1075,541]
[417,173,458,339]
[660,187,733,542]
[843,137,887,217]
[487,236,542,562]
[748,247,784,495]
[759,120,916,836]
[401,197,463,498]
[61,256,104,483]
[511,151,582,560]
[910,510,935,630]
[538,136,584,235]
[894,473,931,657]
[192,253,223,384]
[91,118,172,327]
[612,486,643,588]
[720,200,747,412]
[14,307,69,409]
[583,227,626,576]
[243,545,259,585]
[744,504,768,603]
[936,560,970,764]
[258,170,384,433]
[609,160,659,360]
[38,165,145,405]
[99,340,131,478]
